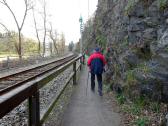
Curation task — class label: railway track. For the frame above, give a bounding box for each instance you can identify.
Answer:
[0,54,77,95]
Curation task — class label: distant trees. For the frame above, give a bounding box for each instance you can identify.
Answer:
[23,38,38,54]
[0,32,15,54]
[59,33,66,53]
[0,0,33,58]
[0,0,67,57]
[0,32,38,55]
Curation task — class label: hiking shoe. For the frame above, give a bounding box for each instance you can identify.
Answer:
[98,91,103,96]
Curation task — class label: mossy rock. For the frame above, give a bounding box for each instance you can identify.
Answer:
[158,0,168,10]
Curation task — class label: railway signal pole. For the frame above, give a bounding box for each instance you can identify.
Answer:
[79,15,83,54]
[88,0,90,18]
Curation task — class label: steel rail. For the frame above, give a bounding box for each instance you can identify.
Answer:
[0,54,76,95]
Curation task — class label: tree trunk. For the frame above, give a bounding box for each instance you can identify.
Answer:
[43,41,45,57]
[50,42,52,55]
[38,41,40,55]
[53,42,58,54]
[18,31,22,59]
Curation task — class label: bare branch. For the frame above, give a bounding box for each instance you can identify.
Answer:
[32,7,41,45]
[20,0,29,30]
[0,1,5,5]
[27,0,34,10]
[0,22,10,33]
[1,0,20,30]
[48,23,58,54]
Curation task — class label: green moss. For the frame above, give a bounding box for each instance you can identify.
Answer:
[114,64,121,77]
[120,35,129,49]
[137,62,151,74]
[96,34,107,49]
[125,0,138,15]
[159,0,168,10]
[126,70,137,86]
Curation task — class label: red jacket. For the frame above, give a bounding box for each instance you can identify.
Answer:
[87,52,106,74]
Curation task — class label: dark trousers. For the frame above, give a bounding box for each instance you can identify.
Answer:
[91,73,102,92]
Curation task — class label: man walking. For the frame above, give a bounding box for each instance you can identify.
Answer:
[87,47,106,96]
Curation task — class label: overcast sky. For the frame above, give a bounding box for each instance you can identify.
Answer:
[0,0,98,44]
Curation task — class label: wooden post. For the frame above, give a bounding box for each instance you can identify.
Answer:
[73,62,76,85]
[80,58,82,70]
[83,54,85,64]
[7,56,9,69]
[28,91,40,126]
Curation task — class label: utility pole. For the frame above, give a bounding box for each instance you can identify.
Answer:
[88,0,90,18]
[79,15,83,54]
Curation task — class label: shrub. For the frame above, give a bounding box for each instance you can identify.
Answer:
[150,102,160,113]
[159,0,168,10]
[116,93,126,105]
[131,104,141,115]
[134,96,147,108]
[133,117,149,126]
[126,70,137,86]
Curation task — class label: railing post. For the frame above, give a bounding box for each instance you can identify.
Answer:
[83,54,85,64]
[28,91,40,126]
[73,61,76,85]
[80,58,82,70]
[7,56,9,69]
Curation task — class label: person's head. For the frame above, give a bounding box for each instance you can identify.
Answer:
[94,47,100,52]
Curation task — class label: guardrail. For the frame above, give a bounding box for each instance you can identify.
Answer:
[0,54,83,126]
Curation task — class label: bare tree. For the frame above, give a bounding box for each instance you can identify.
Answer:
[32,7,41,55]
[32,0,47,57]
[0,0,32,58]
[42,0,47,57]
[48,23,58,54]
[0,23,19,53]
[0,22,9,33]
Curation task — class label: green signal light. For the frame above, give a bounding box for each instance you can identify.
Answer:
[79,16,83,23]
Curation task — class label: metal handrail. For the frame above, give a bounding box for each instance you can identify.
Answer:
[0,54,83,126]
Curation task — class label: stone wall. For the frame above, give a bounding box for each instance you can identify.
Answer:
[83,0,168,102]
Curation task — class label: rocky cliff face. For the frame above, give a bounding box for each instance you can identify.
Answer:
[83,0,168,102]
